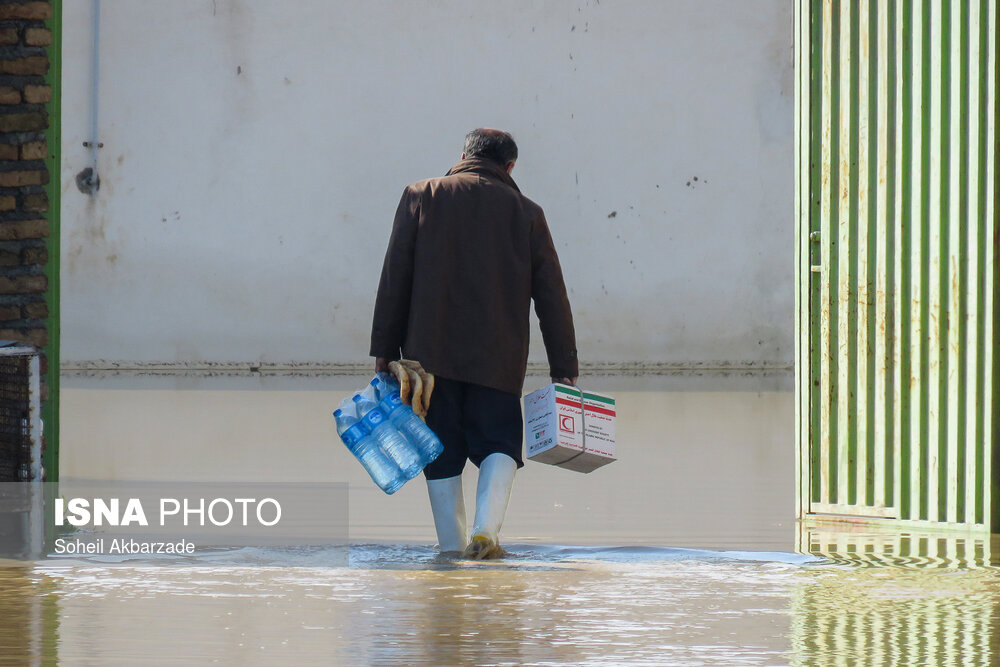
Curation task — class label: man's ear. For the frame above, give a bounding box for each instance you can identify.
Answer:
[505,161,515,174]
[461,153,467,160]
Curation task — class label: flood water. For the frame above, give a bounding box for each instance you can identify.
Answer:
[1,373,997,665]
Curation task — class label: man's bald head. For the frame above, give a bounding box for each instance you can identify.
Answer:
[463,128,518,169]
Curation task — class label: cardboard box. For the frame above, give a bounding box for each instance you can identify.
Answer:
[523,383,616,473]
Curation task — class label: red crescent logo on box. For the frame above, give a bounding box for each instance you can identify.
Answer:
[559,414,575,433]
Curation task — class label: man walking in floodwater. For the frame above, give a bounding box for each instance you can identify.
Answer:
[370,128,578,559]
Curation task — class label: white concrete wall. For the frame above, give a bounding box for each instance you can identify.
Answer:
[59,0,793,369]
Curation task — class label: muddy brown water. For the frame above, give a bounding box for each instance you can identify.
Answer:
[0,374,996,665]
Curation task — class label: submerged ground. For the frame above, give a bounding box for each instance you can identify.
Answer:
[0,374,995,664]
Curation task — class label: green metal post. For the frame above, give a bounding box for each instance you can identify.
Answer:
[42,0,61,482]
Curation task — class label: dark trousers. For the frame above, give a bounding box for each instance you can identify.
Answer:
[423,376,524,481]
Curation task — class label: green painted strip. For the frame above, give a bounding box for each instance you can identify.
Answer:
[955,0,970,524]
[846,0,860,507]
[553,385,615,405]
[898,0,913,520]
[880,0,899,507]
[918,0,932,522]
[938,0,952,524]
[978,2,1000,532]
[817,0,834,507]
[942,0,964,525]
[973,0,988,527]
[42,0,61,483]
[828,0,841,503]
[865,0,879,508]
[834,0,853,509]
[810,0,824,505]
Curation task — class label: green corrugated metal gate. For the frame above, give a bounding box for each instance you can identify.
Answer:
[795,0,999,530]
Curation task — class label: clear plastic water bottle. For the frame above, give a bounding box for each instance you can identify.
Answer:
[353,393,424,479]
[371,374,444,466]
[334,408,405,494]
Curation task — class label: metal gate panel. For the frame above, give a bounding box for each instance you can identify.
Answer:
[0,346,42,482]
[795,0,998,529]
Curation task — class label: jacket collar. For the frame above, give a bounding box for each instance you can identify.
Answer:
[446,158,521,193]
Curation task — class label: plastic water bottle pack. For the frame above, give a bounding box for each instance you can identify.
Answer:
[333,372,444,494]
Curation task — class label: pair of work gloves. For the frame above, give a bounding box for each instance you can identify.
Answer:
[386,359,434,419]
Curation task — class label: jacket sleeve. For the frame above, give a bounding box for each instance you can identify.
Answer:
[369,187,420,361]
[530,209,578,379]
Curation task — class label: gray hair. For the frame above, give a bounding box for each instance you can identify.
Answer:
[463,128,518,166]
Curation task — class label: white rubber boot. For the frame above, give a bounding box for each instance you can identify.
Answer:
[463,453,517,560]
[426,474,467,554]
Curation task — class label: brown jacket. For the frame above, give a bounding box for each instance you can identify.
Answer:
[369,158,577,395]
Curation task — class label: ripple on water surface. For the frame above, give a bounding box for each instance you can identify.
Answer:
[5,541,994,665]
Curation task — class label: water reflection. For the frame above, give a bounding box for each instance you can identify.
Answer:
[392,571,540,666]
[790,565,998,666]
[0,567,59,665]
[798,522,998,568]
[0,539,996,664]
[13,549,803,665]
[792,523,1000,666]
